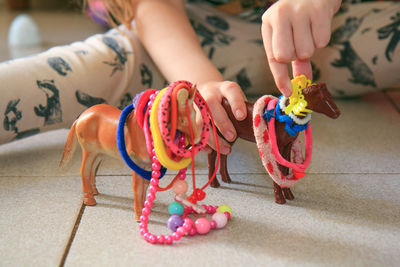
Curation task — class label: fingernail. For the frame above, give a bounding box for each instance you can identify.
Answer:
[283,88,291,97]
[235,109,245,120]
[225,131,235,141]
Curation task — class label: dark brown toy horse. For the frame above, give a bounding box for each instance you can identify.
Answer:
[208,83,340,204]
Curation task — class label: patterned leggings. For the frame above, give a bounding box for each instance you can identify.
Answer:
[0,1,399,144]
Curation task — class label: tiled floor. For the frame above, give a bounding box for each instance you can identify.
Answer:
[1,8,400,267]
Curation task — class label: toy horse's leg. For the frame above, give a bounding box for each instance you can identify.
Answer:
[273,181,286,204]
[282,187,294,200]
[132,171,149,222]
[91,158,102,195]
[80,150,98,205]
[219,154,232,184]
[208,150,220,188]
[275,143,295,203]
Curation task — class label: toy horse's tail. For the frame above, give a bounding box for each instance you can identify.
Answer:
[59,121,78,168]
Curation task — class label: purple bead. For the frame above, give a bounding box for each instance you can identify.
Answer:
[167,215,183,232]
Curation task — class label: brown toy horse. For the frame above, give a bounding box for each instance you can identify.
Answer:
[60,84,200,221]
[208,83,340,204]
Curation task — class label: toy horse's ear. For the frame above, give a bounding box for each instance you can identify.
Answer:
[189,84,197,102]
[177,88,189,110]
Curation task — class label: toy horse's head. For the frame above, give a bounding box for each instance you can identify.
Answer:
[303,83,341,119]
[176,84,201,144]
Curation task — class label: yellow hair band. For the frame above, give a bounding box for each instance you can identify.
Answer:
[150,89,192,170]
[284,75,313,116]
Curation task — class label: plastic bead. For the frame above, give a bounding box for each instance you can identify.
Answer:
[149,186,157,194]
[148,234,156,244]
[168,201,184,216]
[157,235,165,244]
[165,235,173,244]
[224,212,231,220]
[150,178,159,186]
[167,215,183,232]
[139,222,147,230]
[212,212,228,228]
[142,207,151,216]
[151,170,161,178]
[189,228,197,236]
[147,193,155,202]
[172,180,188,195]
[217,205,232,216]
[152,162,161,170]
[176,226,187,236]
[210,220,217,229]
[195,218,211,234]
[172,232,181,241]
[178,172,186,180]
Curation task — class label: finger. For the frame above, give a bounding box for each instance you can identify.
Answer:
[202,145,212,154]
[206,97,237,143]
[261,19,274,61]
[219,81,247,121]
[268,60,292,97]
[292,59,313,81]
[206,128,231,155]
[195,107,230,154]
[310,11,332,48]
[293,15,315,60]
[272,16,295,63]
[263,23,291,95]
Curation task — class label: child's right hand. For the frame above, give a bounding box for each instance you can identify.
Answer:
[197,81,247,155]
[261,0,341,96]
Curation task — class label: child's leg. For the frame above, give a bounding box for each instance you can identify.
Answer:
[0,27,165,145]
[312,1,400,97]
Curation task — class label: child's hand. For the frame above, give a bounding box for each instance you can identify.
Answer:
[197,81,247,155]
[262,0,341,96]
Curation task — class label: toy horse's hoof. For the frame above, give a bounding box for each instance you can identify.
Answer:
[83,193,97,206]
[134,213,141,223]
[283,188,294,200]
[93,188,99,195]
[275,198,286,205]
[210,178,220,188]
[221,174,232,184]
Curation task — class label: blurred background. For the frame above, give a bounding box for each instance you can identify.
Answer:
[0,0,107,61]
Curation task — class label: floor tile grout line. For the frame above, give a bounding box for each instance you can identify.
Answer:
[59,202,86,267]
[383,90,400,113]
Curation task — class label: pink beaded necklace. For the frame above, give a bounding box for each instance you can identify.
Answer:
[138,81,232,244]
